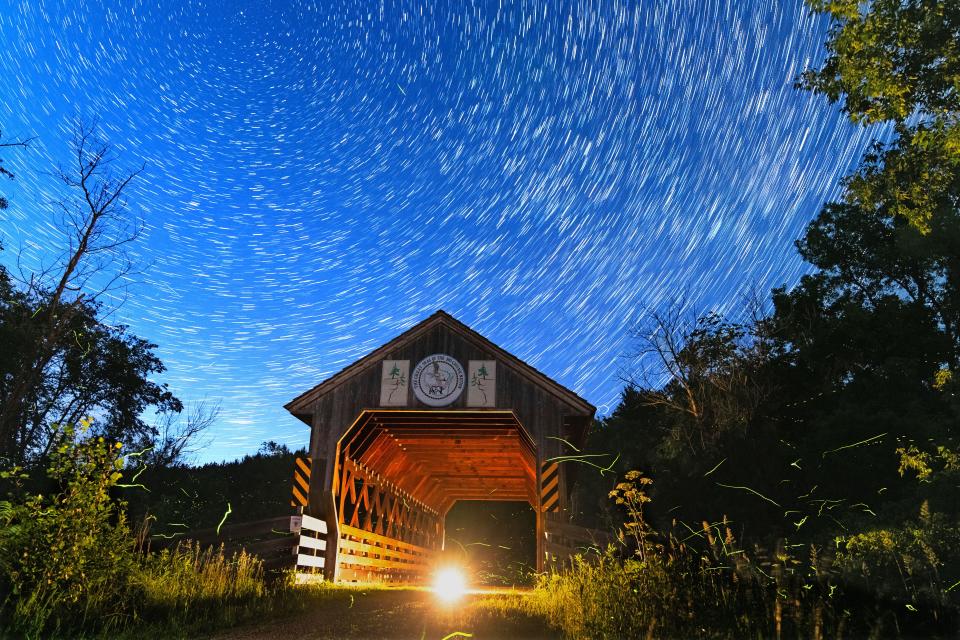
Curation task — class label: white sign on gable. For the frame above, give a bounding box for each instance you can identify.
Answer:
[379,360,410,406]
[467,360,496,407]
[411,354,465,407]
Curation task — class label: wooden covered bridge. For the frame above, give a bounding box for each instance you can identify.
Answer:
[284,310,604,583]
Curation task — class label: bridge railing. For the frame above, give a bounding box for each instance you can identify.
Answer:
[544,517,618,568]
[148,515,300,571]
[293,513,328,573]
[336,523,435,584]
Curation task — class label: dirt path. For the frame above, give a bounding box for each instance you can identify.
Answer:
[212,588,557,640]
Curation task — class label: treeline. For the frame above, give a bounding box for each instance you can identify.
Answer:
[578,0,960,543]
[562,0,960,634]
[125,442,305,537]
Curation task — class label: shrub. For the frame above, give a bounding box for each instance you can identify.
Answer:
[524,469,960,639]
[0,423,308,639]
[837,502,960,608]
[0,422,136,637]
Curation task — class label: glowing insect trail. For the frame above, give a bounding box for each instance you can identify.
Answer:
[0,1,881,462]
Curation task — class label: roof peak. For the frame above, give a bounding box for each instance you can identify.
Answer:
[284,310,595,419]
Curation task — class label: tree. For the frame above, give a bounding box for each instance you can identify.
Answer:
[0,121,183,466]
[577,303,790,536]
[0,422,136,635]
[0,129,31,211]
[144,401,218,468]
[799,0,959,234]
[791,0,960,434]
[757,0,960,525]
[626,308,773,460]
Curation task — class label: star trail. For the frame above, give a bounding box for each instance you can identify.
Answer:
[0,0,878,462]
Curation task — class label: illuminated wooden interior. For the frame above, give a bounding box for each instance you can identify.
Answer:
[337,410,537,514]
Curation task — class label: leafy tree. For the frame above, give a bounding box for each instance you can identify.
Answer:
[576,307,792,537]
[800,0,959,234]
[0,287,180,464]
[0,421,136,635]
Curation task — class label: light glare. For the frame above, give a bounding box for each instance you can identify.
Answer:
[433,567,467,603]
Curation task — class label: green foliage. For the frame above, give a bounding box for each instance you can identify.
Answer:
[0,422,135,637]
[0,426,300,639]
[838,503,960,606]
[800,0,959,125]
[0,279,181,465]
[801,0,959,232]
[897,444,960,482]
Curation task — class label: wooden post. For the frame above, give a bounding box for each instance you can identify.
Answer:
[536,450,544,572]
[322,430,341,582]
[323,489,340,581]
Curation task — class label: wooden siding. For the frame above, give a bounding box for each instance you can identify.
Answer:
[307,321,591,461]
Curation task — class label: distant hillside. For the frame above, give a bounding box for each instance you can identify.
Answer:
[123,442,304,538]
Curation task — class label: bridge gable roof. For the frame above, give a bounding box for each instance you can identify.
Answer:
[284,310,595,422]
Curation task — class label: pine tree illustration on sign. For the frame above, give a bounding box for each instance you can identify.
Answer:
[467,360,496,407]
[379,360,409,406]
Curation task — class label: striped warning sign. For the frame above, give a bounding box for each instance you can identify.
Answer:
[291,456,311,507]
[540,461,559,512]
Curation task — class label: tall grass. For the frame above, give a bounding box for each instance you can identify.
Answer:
[2,536,308,639]
[125,542,278,638]
[520,541,958,639]
[515,471,960,639]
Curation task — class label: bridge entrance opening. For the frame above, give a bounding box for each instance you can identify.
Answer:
[329,410,537,583]
[444,500,537,587]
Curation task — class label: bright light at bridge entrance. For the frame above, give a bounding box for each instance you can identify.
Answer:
[432,567,468,603]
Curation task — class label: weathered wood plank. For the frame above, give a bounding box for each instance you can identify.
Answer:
[297,535,327,552]
[301,514,327,534]
[297,553,325,568]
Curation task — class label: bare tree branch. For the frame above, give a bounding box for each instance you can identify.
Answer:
[0,119,148,463]
[147,401,219,468]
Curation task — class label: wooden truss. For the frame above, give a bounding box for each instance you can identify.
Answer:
[336,456,441,550]
[327,410,544,581]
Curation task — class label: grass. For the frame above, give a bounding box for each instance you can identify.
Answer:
[4,432,956,638]
[507,545,960,640]
[2,541,300,639]
[207,585,553,640]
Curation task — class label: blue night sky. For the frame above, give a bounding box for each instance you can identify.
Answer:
[0,0,878,463]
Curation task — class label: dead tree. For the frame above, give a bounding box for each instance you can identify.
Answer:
[0,120,144,462]
[147,401,219,468]
[626,302,772,456]
[0,128,33,211]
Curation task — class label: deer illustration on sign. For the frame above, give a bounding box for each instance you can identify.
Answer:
[411,354,465,406]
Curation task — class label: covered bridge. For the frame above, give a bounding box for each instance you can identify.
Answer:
[285,310,597,582]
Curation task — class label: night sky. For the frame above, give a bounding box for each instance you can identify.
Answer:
[1,0,878,463]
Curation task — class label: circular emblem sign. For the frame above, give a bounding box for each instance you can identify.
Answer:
[411,354,465,407]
